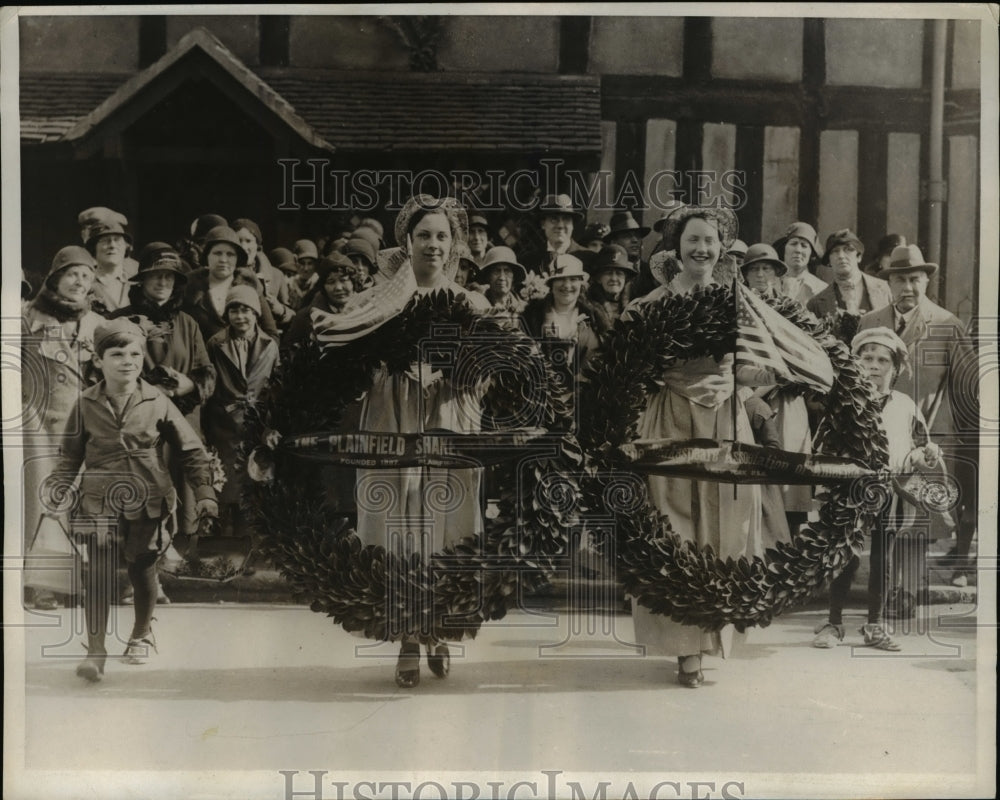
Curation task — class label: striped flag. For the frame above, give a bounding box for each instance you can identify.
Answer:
[737,286,834,392]
[311,260,418,347]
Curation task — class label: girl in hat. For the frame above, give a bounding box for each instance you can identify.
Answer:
[182,226,280,343]
[21,246,104,610]
[204,286,281,538]
[112,245,216,554]
[283,254,368,350]
[586,244,639,335]
[522,253,600,379]
[622,206,764,688]
[232,218,295,329]
[812,327,940,651]
[356,195,489,688]
[55,318,218,681]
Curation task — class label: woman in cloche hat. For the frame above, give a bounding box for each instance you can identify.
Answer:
[586,243,639,335]
[21,246,104,610]
[182,226,279,343]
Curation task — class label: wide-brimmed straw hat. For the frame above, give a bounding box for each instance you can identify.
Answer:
[878,244,938,279]
[393,195,469,280]
[663,206,739,250]
[478,245,526,284]
[740,243,787,278]
[603,211,651,241]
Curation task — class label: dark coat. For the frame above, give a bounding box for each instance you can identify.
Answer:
[203,326,280,505]
[182,266,279,343]
[806,273,892,319]
[586,281,637,337]
[522,295,601,379]
[112,286,215,432]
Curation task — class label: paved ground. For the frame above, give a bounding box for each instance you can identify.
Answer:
[8,598,992,800]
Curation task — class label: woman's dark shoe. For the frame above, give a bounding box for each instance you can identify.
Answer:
[395,642,421,688]
[677,655,704,688]
[426,643,450,678]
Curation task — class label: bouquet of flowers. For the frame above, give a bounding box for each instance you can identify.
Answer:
[519,270,550,302]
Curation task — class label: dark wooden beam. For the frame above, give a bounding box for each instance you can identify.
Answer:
[856,128,888,254]
[559,17,591,74]
[799,18,826,226]
[674,118,703,204]
[613,120,646,211]
[735,125,765,243]
[683,18,713,84]
[601,75,953,133]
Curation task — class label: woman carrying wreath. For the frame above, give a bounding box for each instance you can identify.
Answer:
[355,195,490,689]
[624,206,767,688]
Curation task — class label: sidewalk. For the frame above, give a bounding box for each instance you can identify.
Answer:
[17,600,985,799]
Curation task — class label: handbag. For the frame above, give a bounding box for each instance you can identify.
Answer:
[23,514,81,595]
[892,459,958,526]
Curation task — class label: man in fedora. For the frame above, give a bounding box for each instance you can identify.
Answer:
[520,194,589,276]
[773,221,827,306]
[807,229,891,320]
[603,210,652,288]
[858,244,978,584]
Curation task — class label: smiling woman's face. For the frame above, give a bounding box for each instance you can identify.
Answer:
[409,211,452,282]
[677,216,721,280]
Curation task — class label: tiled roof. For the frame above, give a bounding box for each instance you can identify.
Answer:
[19,29,601,154]
[19,73,129,143]
[262,70,602,153]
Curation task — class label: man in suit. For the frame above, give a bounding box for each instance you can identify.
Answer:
[807,229,891,320]
[858,244,978,583]
[519,194,590,276]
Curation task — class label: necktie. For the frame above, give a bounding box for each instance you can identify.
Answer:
[233,338,249,377]
[896,315,906,335]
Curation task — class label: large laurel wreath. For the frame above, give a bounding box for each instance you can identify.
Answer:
[245,285,889,642]
[244,291,581,644]
[577,286,889,631]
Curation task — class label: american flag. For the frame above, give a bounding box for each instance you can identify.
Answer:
[311,260,418,347]
[736,286,834,392]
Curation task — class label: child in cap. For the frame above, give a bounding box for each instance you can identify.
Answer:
[812,327,941,651]
[53,318,218,681]
[203,285,280,535]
